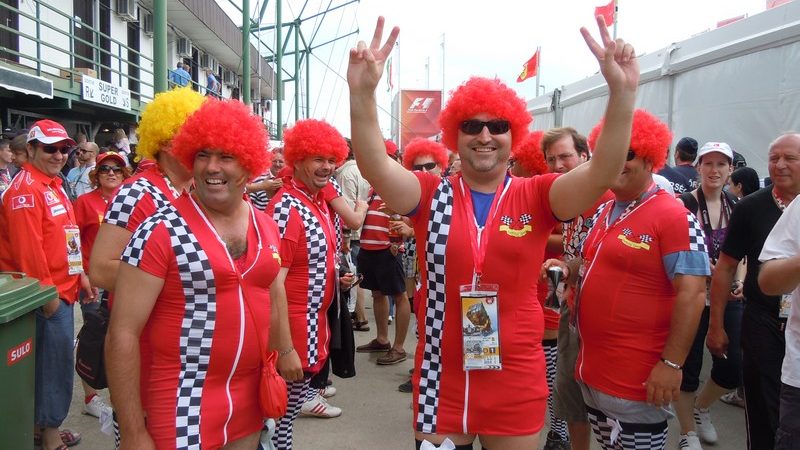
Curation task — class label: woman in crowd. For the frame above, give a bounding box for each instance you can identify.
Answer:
[728,166,760,199]
[675,142,745,450]
[112,128,131,159]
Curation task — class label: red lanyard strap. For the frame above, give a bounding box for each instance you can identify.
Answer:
[455,176,509,284]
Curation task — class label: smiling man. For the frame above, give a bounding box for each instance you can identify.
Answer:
[1,119,93,450]
[349,15,639,450]
[106,99,287,450]
[266,119,349,449]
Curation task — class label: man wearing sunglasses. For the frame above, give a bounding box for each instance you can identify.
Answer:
[349,15,639,450]
[66,141,98,197]
[0,119,94,450]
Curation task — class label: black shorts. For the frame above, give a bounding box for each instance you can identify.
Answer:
[357,247,406,296]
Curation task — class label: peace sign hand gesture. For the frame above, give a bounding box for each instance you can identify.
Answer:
[347,16,400,96]
[580,15,639,95]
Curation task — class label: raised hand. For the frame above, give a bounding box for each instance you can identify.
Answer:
[580,15,639,95]
[347,16,400,96]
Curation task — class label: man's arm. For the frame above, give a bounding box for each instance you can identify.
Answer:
[760,256,800,295]
[89,223,132,291]
[348,17,420,215]
[645,273,706,407]
[270,268,303,381]
[105,263,162,450]
[549,16,638,220]
[706,252,739,357]
[329,197,368,230]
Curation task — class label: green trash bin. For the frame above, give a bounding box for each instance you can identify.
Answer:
[0,272,58,449]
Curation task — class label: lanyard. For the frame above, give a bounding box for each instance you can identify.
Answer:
[772,187,788,211]
[586,183,659,262]
[455,175,510,287]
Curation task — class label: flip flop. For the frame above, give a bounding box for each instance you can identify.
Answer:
[352,320,370,332]
[33,429,82,448]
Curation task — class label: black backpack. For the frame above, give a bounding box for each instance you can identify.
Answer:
[75,302,110,390]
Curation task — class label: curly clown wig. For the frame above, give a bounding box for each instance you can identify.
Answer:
[588,109,672,171]
[401,138,449,170]
[384,139,399,157]
[136,87,206,162]
[283,119,349,168]
[439,77,532,153]
[512,131,548,176]
[171,98,271,177]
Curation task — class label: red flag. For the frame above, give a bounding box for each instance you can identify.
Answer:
[595,0,616,25]
[516,49,539,83]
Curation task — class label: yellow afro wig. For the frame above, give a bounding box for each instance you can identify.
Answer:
[136,87,205,161]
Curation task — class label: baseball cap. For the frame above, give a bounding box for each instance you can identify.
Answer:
[96,151,128,167]
[695,142,734,165]
[676,137,698,155]
[27,119,76,146]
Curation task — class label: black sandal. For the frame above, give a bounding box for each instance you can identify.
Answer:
[352,320,370,332]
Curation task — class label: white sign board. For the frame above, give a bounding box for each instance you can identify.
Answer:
[82,76,131,111]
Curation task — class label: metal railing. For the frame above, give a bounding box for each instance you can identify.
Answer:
[0,0,156,105]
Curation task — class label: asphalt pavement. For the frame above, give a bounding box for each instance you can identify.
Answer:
[63,301,750,449]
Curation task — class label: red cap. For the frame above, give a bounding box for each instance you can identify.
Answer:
[27,119,76,146]
[96,151,128,167]
[385,139,399,156]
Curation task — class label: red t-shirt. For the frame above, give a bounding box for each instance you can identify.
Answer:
[360,189,391,251]
[576,190,701,401]
[267,179,337,373]
[120,194,281,449]
[410,172,558,435]
[0,164,80,302]
[74,189,109,269]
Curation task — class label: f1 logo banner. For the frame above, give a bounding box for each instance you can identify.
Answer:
[400,89,442,149]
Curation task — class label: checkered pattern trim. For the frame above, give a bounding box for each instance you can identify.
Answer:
[415,178,452,434]
[104,176,170,228]
[272,193,328,367]
[271,378,312,450]
[544,342,569,441]
[587,407,668,450]
[686,211,707,253]
[120,214,162,267]
[330,177,343,254]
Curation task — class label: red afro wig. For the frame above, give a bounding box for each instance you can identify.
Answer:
[512,131,548,176]
[171,98,271,176]
[588,109,672,171]
[283,119,349,168]
[401,138,449,171]
[384,139,399,156]
[439,77,532,153]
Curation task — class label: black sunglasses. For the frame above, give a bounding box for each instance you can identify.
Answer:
[97,165,123,174]
[41,145,71,155]
[459,119,510,135]
[412,162,438,171]
[626,150,636,161]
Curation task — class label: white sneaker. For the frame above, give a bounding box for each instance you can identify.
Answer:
[300,394,342,418]
[694,408,718,443]
[320,386,337,398]
[678,431,703,450]
[84,395,112,418]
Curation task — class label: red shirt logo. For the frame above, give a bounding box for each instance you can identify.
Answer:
[11,194,34,210]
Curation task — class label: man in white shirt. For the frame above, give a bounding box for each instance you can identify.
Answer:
[66,142,98,197]
[759,195,800,450]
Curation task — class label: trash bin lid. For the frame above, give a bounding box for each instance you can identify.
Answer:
[0,273,58,324]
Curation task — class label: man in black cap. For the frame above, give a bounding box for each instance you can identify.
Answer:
[673,137,700,189]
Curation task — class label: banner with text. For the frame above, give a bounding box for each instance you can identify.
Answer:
[82,76,131,111]
[399,89,442,149]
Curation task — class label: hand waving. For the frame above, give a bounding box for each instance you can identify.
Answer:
[347,16,400,96]
[580,16,639,95]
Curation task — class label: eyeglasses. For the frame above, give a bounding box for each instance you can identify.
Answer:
[41,145,71,155]
[97,165,123,174]
[459,119,510,135]
[77,148,95,154]
[626,150,636,161]
[412,162,438,171]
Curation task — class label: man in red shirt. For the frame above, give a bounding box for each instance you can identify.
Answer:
[560,110,708,449]
[90,87,204,293]
[349,16,640,450]
[266,119,348,449]
[1,119,92,450]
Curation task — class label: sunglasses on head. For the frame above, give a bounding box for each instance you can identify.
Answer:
[97,165,123,174]
[41,145,71,155]
[459,119,510,135]
[412,162,438,171]
[626,150,636,161]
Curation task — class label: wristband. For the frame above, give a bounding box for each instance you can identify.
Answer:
[660,357,682,370]
[278,347,295,358]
